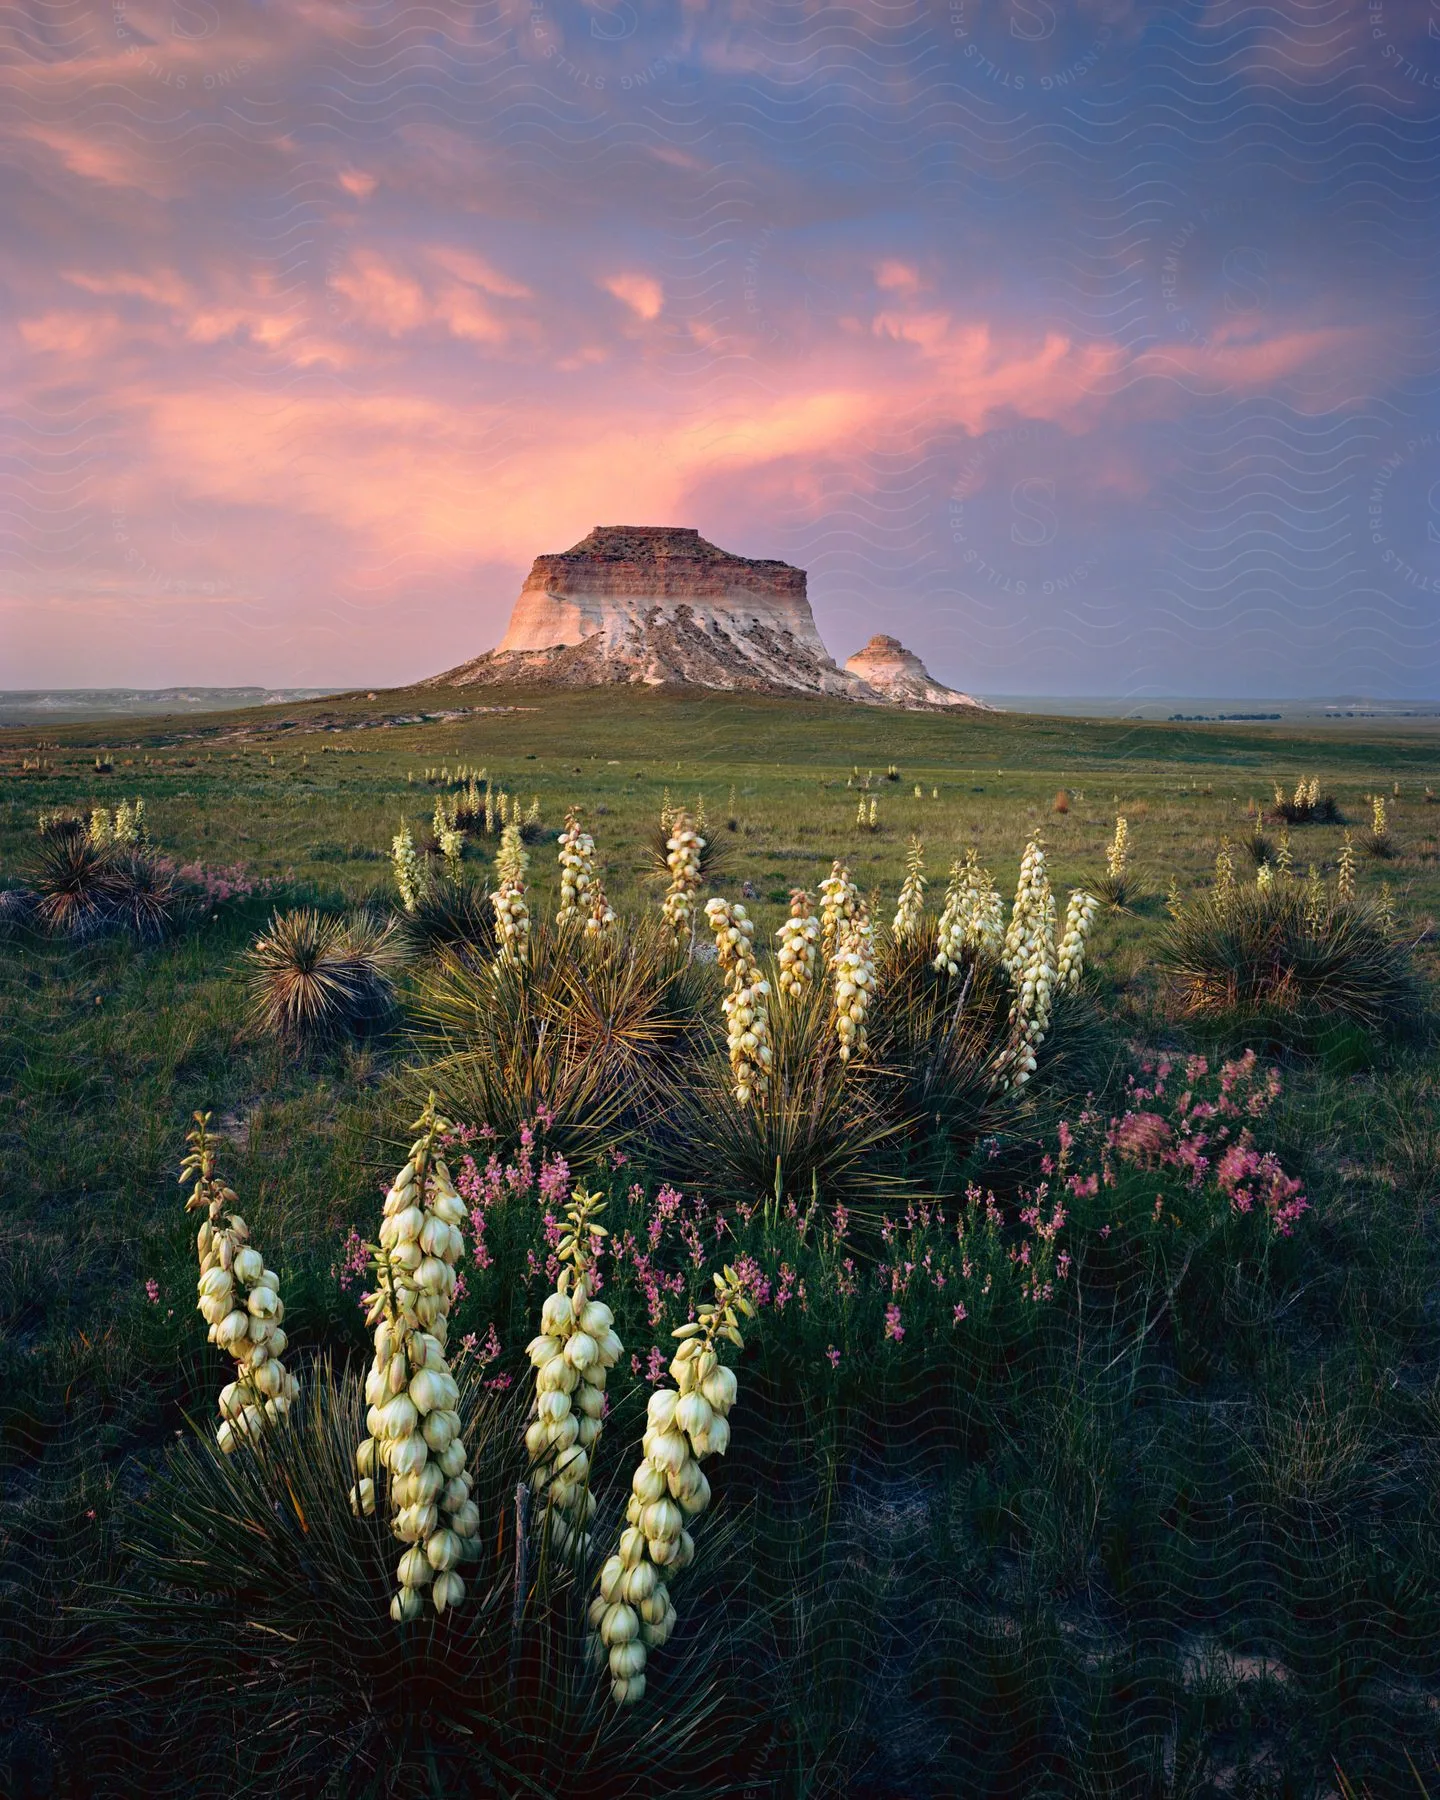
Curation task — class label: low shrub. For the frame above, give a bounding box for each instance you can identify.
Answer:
[1158,883,1421,1041]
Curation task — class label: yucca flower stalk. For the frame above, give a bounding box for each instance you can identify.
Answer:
[182,1112,298,1454]
[1166,875,1184,919]
[660,810,705,945]
[818,860,858,965]
[1056,888,1098,993]
[1105,815,1129,883]
[356,1099,481,1620]
[556,810,597,925]
[592,1269,754,1708]
[892,838,926,940]
[775,888,819,1002]
[586,875,617,937]
[1214,836,1236,904]
[996,833,1056,1090]
[1337,831,1357,904]
[392,822,425,914]
[934,848,1004,974]
[492,822,531,965]
[1256,862,1274,893]
[524,1186,622,1561]
[704,897,772,1104]
[1303,863,1326,931]
[439,826,465,879]
[1373,795,1387,838]
[113,797,146,846]
[832,900,874,1065]
[88,807,113,847]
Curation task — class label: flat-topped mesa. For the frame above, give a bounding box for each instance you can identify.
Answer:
[843,634,988,711]
[431,526,859,697]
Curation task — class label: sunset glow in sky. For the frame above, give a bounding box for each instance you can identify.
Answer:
[5,0,1440,694]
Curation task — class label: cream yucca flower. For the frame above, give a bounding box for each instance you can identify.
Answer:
[492,823,531,965]
[1372,794,1388,839]
[996,834,1056,1091]
[661,811,705,944]
[1256,862,1274,893]
[832,900,874,1065]
[892,838,926,940]
[1275,829,1293,879]
[775,889,819,1002]
[88,808,113,847]
[392,823,425,914]
[181,1112,299,1454]
[556,809,597,924]
[1105,816,1129,883]
[592,1268,754,1707]
[934,849,1004,975]
[357,1100,481,1620]
[1214,836,1236,903]
[524,1186,622,1561]
[1056,888,1098,993]
[112,797,146,846]
[818,861,858,966]
[704,897,773,1104]
[1337,831,1357,904]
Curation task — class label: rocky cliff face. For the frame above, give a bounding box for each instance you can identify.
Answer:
[432,526,858,697]
[843,635,986,710]
[429,527,987,709]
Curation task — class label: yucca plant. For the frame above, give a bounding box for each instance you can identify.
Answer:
[1159,883,1421,1041]
[105,850,181,942]
[246,909,405,1043]
[57,1364,753,1800]
[401,879,496,959]
[415,918,713,1158]
[643,818,733,891]
[28,831,123,939]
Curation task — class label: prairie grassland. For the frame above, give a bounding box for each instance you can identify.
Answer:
[2,684,1440,1798]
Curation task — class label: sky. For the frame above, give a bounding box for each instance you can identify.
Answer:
[4,0,1440,697]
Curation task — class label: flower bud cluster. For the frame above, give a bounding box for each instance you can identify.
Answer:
[357,1102,480,1620]
[818,861,858,965]
[997,835,1056,1090]
[525,1187,622,1560]
[181,1113,298,1454]
[1293,776,1320,812]
[704,898,772,1104]
[392,823,425,914]
[1056,889,1097,993]
[592,1269,753,1707]
[492,822,531,965]
[891,838,926,940]
[833,902,874,1064]
[1105,815,1129,883]
[855,794,879,831]
[556,810,597,925]
[775,888,819,1002]
[661,811,705,942]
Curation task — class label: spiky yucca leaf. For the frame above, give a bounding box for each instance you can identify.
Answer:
[59,1364,747,1800]
[246,908,404,1043]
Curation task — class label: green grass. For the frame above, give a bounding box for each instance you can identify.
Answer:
[3,683,1440,1796]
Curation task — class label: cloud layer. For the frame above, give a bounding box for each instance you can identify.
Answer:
[3,0,1439,694]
